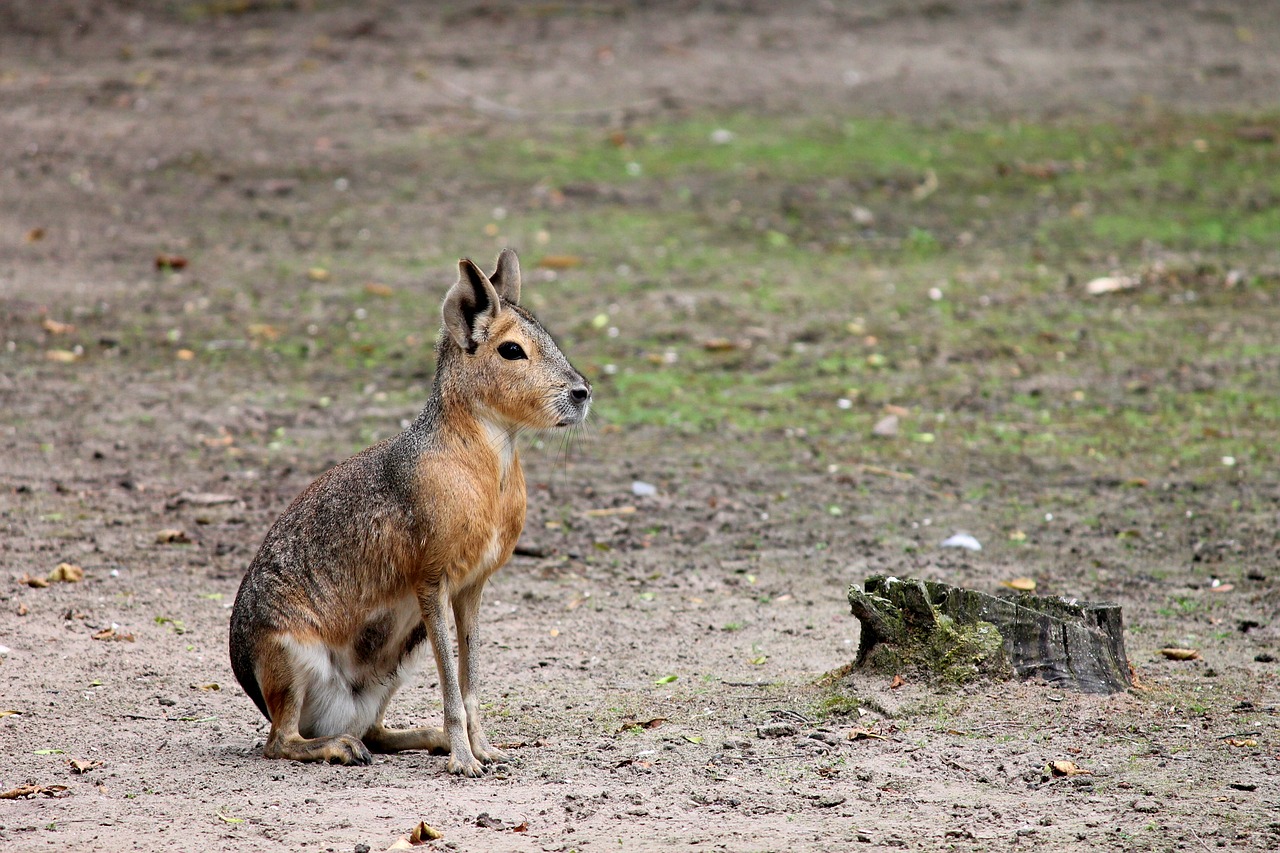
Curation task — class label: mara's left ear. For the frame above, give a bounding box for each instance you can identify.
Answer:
[489,248,522,305]
[442,258,502,352]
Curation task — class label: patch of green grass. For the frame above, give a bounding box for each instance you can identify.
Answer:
[67,110,1280,488]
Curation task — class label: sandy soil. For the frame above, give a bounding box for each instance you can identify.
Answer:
[2,2,1278,851]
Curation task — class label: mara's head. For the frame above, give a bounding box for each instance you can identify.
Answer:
[439,248,591,430]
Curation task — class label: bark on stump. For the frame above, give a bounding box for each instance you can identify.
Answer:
[848,575,1131,694]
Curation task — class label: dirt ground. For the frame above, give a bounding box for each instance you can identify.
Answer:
[2,2,1279,851]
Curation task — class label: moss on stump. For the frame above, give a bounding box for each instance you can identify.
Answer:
[848,575,1131,694]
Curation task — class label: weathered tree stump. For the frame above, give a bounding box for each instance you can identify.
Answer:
[848,575,1131,694]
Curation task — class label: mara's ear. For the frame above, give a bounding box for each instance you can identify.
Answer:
[442,258,502,352]
[490,247,521,305]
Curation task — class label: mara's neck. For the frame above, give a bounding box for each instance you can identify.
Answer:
[410,346,519,482]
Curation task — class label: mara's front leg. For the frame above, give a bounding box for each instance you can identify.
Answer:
[420,589,485,777]
[453,583,509,765]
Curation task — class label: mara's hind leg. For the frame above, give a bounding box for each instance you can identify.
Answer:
[257,639,372,766]
[362,665,449,755]
[453,583,509,765]
[363,723,449,754]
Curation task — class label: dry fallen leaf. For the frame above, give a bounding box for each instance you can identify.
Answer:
[617,717,667,733]
[307,266,330,282]
[409,821,443,843]
[91,627,135,643]
[69,759,103,775]
[847,728,889,742]
[20,574,50,589]
[702,338,743,352]
[48,563,85,584]
[0,784,69,800]
[25,227,46,243]
[192,682,220,691]
[16,602,28,616]
[155,253,188,270]
[155,529,191,544]
[176,348,195,361]
[1048,760,1092,777]
[1226,738,1258,748]
[41,317,75,335]
[889,674,906,690]
[536,254,582,270]
[1160,647,1202,661]
[364,282,394,297]
[247,323,281,342]
[0,710,20,719]
[45,349,80,363]
[1001,577,1037,592]
[582,506,636,518]
[1085,275,1138,295]
[511,821,529,833]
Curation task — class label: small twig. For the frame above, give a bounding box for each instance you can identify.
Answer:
[720,680,775,688]
[769,708,814,725]
[710,752,815,765]
[1217,731,1262,740]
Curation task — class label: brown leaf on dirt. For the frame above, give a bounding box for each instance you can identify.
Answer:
[306,266,330,282]
[20,573,51,588]
[617,717,667,733]
[0,710,20,718]
[191,682,220,691]
[247,323,281,342]
[45,349,80,363]
[25,227,46,243]
[155,528,191,544]
[364,282,394,297]
[0,784,70,800]
[91,627,135,642]
[48,563,85,584]
[199,428,235,448]
[889,674,906,689]
[1160,647,1202,661]
[511,821,529,833]
[16,602,28,616]
[1048,760,1092,777]
[69,759,103,775]
[536,254,582,270]
[1001,577,1037,592]
[1225,738,1258,747]
[41,317,75,335]
[409,821,443,843]
[154,253,188,270]
[847,727,889,742]
[883,404,911,417]
[702,337,744,352]
[582,506,636,518]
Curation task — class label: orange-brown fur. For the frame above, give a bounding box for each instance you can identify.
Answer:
[229,249,590,775]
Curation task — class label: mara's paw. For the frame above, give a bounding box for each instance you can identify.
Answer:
[322,734,373,766]
[446,752,486,778]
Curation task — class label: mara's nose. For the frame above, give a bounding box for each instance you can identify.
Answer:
[570,382,591,403]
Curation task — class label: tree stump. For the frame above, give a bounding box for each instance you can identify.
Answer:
[848,575,1131,694]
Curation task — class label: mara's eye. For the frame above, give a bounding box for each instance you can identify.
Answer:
[497,341,527,361]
